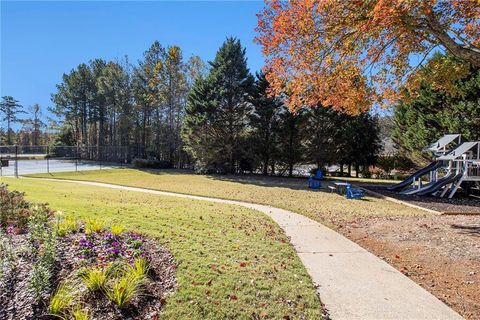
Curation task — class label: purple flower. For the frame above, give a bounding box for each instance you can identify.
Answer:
[6,225,14,235]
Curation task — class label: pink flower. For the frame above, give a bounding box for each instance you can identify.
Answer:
[6,225,14,235]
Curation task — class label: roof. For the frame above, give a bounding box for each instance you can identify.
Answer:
[437,141,479,160]
[423,134,461,152]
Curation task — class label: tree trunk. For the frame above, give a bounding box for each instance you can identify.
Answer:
[6,118,11,145]
[270,161,275,176]
[348,163,352,177]
[262,155,269,175]
[355,163,360,178]
[424,14,480,67]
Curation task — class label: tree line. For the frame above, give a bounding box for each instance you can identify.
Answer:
[183,38,381,176]
[0,97,48,146]
[48,42,205,167]
[1,38,381,176]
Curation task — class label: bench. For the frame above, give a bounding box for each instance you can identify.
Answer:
[328,185,337,193]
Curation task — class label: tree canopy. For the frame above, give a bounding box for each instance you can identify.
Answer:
[256,0,480,114]
[393,53,480,163]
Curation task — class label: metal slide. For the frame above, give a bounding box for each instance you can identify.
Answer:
[416,172,464,196]
[401,181,436,195]
[387,161,443,191]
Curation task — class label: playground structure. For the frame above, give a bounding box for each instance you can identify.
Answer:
[387,134,480,198]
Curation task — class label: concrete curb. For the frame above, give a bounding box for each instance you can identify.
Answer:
[360,187,444,215]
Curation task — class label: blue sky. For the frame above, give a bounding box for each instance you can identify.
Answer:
[1,1,265,124]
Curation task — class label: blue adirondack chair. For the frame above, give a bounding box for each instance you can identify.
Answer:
[345,184,365,199]
[308,177,321,189]
[308,169,323,189]
[314,169,323,180]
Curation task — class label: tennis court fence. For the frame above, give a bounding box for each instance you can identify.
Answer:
[0,145,145,177]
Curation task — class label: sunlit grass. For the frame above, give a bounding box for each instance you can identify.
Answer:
[2,177,322,319]
[28,169,425,227]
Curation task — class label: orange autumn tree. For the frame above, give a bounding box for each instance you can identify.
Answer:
[256,0,480,114]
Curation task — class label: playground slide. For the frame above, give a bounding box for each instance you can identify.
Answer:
[416,172,463,196]
[387,161,443,191]
[400,181,436,195]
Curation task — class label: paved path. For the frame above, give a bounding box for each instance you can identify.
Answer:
[29,178,463,320]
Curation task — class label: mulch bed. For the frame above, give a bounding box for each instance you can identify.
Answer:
[336,211,480,319]
[364,185,480,214]
[0,232,177,320]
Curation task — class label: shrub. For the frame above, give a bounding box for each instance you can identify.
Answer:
[85,219,104,235]
[132,158,172,169]
[80,266,109,292]
[48,282,77,317]
[110,224,125,236]
[27,205,57,299]
[72,307,89,320]
[131,257,150,277]
[0,183,31,230]
[55,215,79,237]
[0,229,15,282]
[105,270,145,308]
[31,263,52,299]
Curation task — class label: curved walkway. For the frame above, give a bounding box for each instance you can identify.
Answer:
[30,177,462,320]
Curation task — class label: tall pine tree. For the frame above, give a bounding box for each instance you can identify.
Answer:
[0,96,25,144]
[248,71,282,175]
[183,38,253,173]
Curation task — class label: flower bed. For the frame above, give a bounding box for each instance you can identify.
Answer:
[0,184,176,319]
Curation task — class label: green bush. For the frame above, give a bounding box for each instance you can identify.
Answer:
[131,257,150,277]
[28,205,57,299]
[80,266,109,292]
[48,281,78,317]
[85,219,105,235]
[55,215,79,237]
[132,158,173,169]
[105,270,146,308]
[110,224,125,236]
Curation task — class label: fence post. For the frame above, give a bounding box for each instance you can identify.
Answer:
[75,146,78,172]
[46,145,50,174]
[14,145,18,178]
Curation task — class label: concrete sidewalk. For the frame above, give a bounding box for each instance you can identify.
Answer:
[30,178,463,320]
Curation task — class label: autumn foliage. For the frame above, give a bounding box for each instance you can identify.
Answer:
[256,0,480,114]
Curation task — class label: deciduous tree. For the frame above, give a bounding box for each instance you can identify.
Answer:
[256,0,480,114]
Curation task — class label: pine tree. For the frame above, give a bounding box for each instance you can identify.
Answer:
[248,72,282,175]
[275,107,307,177]
[0,96,25,145]
[182,77,220,171]
[183,37,253,173]
[303,106,339,169]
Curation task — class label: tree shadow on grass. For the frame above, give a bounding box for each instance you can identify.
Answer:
[135,169,375,200]
[137,168,329,192]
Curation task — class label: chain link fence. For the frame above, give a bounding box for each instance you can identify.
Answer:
[0,145,145,177]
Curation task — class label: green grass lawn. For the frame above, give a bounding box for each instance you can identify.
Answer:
[28,169,426,227]
[2,177,322,319]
